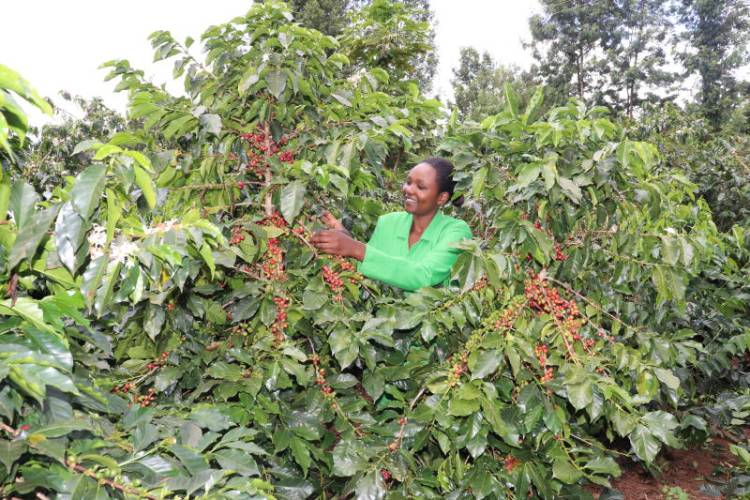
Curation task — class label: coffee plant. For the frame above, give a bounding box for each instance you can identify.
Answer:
[1,2,749,499]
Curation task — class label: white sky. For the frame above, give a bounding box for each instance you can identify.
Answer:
[3,0,542,124]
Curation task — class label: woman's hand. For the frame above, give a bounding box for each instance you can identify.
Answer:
[321,211,345,231]
[311,230,366,260]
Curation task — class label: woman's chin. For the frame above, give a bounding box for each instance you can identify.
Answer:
[403,201,417,213]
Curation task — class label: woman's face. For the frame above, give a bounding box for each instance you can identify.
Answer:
[402,162,448,215]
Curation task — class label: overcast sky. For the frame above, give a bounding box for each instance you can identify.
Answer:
[3,1,542,123]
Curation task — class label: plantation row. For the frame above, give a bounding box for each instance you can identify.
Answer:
[1,2,749,498]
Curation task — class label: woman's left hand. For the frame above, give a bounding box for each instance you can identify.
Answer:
[311,230,365,260]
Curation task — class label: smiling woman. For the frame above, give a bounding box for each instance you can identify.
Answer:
[311,157,472,291]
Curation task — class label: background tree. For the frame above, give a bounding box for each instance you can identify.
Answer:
[259,0,351,36]
[451,47,531,121]
[528,0,676,114]
[677,0,750,130]
[15,93,130,195]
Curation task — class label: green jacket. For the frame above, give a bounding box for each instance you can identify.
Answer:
[357,211,472,292]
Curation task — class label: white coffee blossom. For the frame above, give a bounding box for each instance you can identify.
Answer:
[665,227,677,235]
[88,224,107,259]
[110,239,139,264]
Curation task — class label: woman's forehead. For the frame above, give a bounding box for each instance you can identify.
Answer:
[408,163,437,182]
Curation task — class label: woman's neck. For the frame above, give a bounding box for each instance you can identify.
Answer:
[411,209,438,235]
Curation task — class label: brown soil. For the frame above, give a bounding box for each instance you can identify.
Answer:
[590,436,739,499]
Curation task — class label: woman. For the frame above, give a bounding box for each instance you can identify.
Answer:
[311,157,472,292]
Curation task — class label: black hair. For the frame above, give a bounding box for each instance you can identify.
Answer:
[422,157,463,207]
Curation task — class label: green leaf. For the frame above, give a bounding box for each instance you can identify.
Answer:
[238,66,259,95]
[8,205,59,271]
[290,436,312,477]
[213,449,260,476]
[557,176,582,204]
[9,181,39,230]
[69,164,108,220]
[552,458,583,484]
[629,424,660,463]
[199,243,216,278]
[468,350,501,380]
[354,471,387,500]
[332,439,369,477]
[266,70,287,99]
[200,114,222,135]
[0,64,52,115]
[516,165,541,188]
[55,202,90,275]
[280,181,306,225]
[133,165,157,208]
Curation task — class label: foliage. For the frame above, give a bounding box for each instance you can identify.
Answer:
[0,64,52,161]
[634,103,750,230]
[13,93,131,195]
[2,2,750,499]
[342,0,437,92]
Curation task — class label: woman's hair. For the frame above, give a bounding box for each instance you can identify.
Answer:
[422,157,463,207]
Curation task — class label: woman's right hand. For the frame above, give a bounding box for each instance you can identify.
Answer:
[321,211,345,231]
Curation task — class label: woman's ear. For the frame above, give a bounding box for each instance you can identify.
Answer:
[437,192,449,207]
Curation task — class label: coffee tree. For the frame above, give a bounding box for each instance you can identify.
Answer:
[2,2,749,499]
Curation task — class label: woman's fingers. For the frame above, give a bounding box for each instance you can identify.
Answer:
[321,211,344,230]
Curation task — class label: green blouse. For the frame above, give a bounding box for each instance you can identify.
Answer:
[357,211,472,292]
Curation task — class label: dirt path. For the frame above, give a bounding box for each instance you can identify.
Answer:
[591,437,738,499]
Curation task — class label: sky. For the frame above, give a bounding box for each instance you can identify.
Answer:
[3,0,542,123]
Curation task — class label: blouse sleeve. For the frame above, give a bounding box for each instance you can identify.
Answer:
[358,220,472,292]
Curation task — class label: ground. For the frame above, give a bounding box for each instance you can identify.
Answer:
[590,434,742,499]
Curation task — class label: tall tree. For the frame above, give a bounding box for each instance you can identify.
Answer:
[283,0,352,36]
[342,0,437,90]
[677,0,750,129]
[259,0,438,90]
[528,0,676,114]
[451,47,531,121]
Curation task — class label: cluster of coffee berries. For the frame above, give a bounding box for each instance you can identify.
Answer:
[311,354,338,409]
[260,210,288,228]
[494,303,522,331]
[380,469,392,481]
[260,238,286,281]
[229,226,246,245]
[504,455,520,472]
[292,224,311,239]
[524,275,579,320]
[447,352,469,388]
[335,256,355,273]
[535,343,548,366]
[134,388,157,408]
[535,344,556,383]
[146,352,169,372]
[270,296,289,345]
[553,242,568,261]
[533,220,569,261]
[472,276,488,291]
[111,382,135,394]
[230,321,252,337]
[240,130,294,177]
[322,265,345,303]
